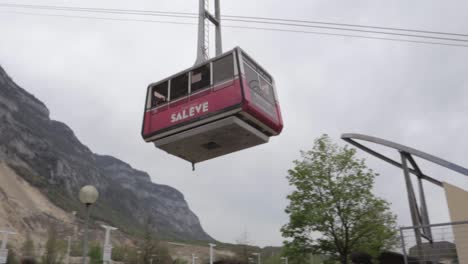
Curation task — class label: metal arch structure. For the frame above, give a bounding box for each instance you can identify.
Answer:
[341,133,468,178]
[341,133,468,256]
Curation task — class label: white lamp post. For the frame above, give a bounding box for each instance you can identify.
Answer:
[191,253,198,264]
[101,225,117,264]
[281,257,288,264]
[79,185,99,264]
[209,243,216,264]
[252,252,261,264]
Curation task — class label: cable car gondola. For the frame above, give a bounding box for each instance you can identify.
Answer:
[142,48,283,164]
[141,1,283,166]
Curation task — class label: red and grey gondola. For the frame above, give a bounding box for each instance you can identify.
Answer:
[141,47,283,165]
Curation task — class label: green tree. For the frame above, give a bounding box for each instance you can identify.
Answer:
[42,224,63,264]
[235,230,253,264]
[21,232,36,258]
[153,243,172,264]
[138,218,172,264]
[6,246,19,264]
[88,241,102,264]
[140,217,158,264]
[172,258,187,264]
[110,245,127,262]
[263,254,282,264]
[123,247,139,264]
[281,135,398,264]
[69,241,83,257]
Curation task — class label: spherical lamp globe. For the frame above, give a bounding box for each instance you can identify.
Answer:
[79,185,99,205]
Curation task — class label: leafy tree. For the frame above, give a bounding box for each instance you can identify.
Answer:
[172,258,187,264]
[281,135,398,264]
[6,246,19,264]
[260,247,284,264]
[110,245,128,262]
[42,224,64,264]
[153,242,172,264]
[123,247,139,264]
[235,230,253,264]
[88,241,102,264]
[262,254,282,264]
[139,217,172,264]
[153,244,172,264]
[140,217,158,264]
[69,241,83,257]
[21,232,36,258]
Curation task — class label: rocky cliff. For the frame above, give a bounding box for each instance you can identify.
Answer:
[0,65,212,242]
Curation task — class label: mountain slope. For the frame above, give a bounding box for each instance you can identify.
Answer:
[0,65,212,241]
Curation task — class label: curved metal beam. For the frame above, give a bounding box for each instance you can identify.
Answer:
[343,137,442,186]
[341,133,468,177]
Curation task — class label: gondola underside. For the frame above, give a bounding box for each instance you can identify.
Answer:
[153,116,269,163]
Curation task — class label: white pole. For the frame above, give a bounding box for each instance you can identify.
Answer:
[101,225,117,264]
[102,225,117,246]
[66,236,71,264]
[209,243,216,264]
[252,253,261,264]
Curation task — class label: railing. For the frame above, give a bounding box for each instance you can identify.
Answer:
[399,220,468,264]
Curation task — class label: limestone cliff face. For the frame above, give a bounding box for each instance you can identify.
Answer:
[0,65,212,241]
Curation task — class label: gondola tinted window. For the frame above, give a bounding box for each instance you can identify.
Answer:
[191,64,211,93]
[259,76,275,104]
[243,58,276,116]
[244,61,275,105]
[242,52,273,83]
[170,73,189,101]
[244,63,260,92]
[213,54,234,85]
[151,81,168,108]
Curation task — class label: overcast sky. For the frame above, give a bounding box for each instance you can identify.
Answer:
[1,0,468,247]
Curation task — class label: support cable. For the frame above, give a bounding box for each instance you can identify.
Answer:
[1,9,468,48]
[1,2,467,39]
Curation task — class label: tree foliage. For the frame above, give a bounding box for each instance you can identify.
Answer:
[172,258,187,264]
[110,245,127,262]
[21,232,35,258]
[42,224,64,264]
[69,241,83,257]
[281,135,398,264]
[137,217,172,264]
[235,230,253,264]
[262,254,281,264]
[6,246,19,264]
[88,241,102,264]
